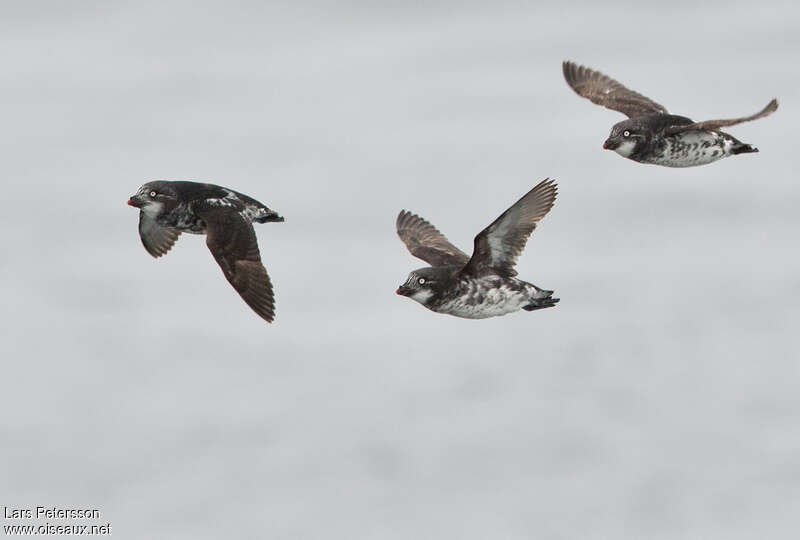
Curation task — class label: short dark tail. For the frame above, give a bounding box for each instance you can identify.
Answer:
[523,290,559,312]
[731,143,758,155]
[256,209,285,223]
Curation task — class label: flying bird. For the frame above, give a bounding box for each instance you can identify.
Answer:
[396,179,559,319]
[563,61,778,167]
[127,181,283,323]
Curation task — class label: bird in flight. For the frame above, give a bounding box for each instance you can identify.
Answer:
[396,179,559,319]
[128,181,283,323]
[563,60,778,167]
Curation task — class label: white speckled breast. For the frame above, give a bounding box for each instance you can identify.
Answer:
[436,278,535,319]
[650,132,733,167]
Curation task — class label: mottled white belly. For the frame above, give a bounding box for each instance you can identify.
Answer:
[437,279,532,319]
[651,132,732,167]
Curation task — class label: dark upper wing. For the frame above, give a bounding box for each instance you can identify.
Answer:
[462,179,557,278]
[664,98,778,135]
[563,61,668,118]
[396,210,470,267]
[198,207,276,323]
[139,212,181,258]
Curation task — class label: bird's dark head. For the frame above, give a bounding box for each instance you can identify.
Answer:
[604,119,646,157]
[128,181,179,216]
[396,267,450,305]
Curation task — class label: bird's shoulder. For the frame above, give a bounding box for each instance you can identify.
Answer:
[649,114,694,133]
[191,190,247,214]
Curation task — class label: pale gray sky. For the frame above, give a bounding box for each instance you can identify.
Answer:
[1,1,799,538]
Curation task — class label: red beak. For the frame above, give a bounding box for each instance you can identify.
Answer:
[127,198,141,208]
[602,138,618,150]
[396,286,411,296]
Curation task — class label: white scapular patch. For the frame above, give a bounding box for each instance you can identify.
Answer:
[206,197,235,207]
[614,140,637,158]
[207,189,241,208]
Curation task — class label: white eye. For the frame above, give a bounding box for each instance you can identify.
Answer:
[149,191,157,197]
[623,130,631,137]
[418,278,426,285]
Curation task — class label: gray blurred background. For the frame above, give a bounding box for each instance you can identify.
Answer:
[1,1,798,538]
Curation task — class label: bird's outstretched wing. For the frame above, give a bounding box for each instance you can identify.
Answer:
[396,210,470,267]
[664,98,778,135]
[563,61,668,118]
[139,212,181,258]
[199,207,276,323]
[462,179,557,278]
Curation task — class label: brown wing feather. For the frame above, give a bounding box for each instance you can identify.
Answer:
[665,98,778,135]
[462,179,557,278]
[139,212,181,258]
[396,210,470,267]
[563,61,668,118]
[200,208,276,323]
